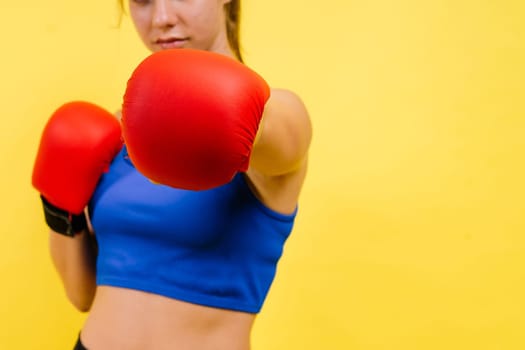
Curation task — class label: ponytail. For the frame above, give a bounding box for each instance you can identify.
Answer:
[224,0,243,62]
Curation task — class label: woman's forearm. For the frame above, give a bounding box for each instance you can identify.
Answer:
[49,229,97,312]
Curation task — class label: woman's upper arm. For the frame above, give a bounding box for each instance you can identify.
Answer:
[249,88,312,177]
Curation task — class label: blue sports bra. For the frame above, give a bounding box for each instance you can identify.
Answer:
[88,146,297,313]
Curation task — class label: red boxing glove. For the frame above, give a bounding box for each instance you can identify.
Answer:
[122,49,270,190]
[32,102,122,220]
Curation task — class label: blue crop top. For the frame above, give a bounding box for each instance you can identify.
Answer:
[88,146,297,313]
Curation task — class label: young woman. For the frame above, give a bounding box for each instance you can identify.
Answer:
[33,0,312,349]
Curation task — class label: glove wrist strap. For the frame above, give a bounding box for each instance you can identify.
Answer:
[40,195,87,237]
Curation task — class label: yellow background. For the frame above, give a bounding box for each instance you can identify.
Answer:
[1,0,524,349]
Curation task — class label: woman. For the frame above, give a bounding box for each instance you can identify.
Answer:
[35,0,312,349]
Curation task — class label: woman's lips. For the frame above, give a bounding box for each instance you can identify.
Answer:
[156,38,188,50]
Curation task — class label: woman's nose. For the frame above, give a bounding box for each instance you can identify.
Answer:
[152,0,178,28]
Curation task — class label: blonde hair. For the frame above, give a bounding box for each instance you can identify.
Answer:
[118,0,243,62]
[224,0,243,62]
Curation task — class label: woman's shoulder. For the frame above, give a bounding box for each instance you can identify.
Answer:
[268,88,311,129]
[266,87,312,146]
[269,88,306,108]
[114,110,122,121]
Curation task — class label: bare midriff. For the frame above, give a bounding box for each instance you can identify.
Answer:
[81,286,256,350]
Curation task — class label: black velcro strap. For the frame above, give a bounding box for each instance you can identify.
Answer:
[40,195,87,237]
